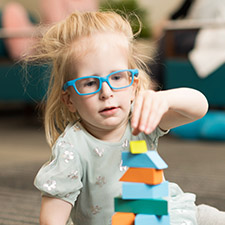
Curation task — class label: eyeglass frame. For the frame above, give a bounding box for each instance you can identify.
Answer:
[62,69,139,96]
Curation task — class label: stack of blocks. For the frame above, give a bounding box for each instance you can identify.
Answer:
[112,140,170,225]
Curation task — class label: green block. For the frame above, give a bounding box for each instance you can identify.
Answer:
[114,197,168,215]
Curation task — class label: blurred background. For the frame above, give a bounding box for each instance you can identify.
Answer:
[0,0,225,224]
[0,0,182,29]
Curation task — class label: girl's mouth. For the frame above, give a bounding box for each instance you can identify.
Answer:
[100,107,116,112]
[99,107,119,115]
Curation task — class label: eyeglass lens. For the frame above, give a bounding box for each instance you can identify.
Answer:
[75,71,132,94]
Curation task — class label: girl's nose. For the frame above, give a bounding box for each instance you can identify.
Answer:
[99,82,113,100]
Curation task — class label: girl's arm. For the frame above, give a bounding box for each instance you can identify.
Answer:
[40,196,72,225]
[132,88,208,135]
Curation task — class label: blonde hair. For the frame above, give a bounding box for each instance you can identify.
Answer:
[27,11,152,146]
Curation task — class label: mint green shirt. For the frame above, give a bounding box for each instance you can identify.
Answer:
[34,121,197,225]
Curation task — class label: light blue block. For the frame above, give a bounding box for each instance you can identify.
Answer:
[135,214,170,225]
[122,181,169,199]
[122,151,168,169]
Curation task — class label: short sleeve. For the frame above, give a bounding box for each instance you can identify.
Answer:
[154,126,169,137]
[34,139,83,206]
[138,126,169,150]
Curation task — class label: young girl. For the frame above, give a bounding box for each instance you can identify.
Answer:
[32,11,224,225]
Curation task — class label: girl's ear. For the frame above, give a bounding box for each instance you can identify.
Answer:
[61,90,76,113]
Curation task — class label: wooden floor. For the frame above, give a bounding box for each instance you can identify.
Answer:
[0,107,225,224]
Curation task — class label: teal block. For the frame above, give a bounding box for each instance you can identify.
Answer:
[122,181,169,199]
[135,214,170,225]
[114,197,168,215]
[122,151,168,169]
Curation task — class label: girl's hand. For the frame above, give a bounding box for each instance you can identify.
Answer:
[131,90,169,135]
[131,88,208,136]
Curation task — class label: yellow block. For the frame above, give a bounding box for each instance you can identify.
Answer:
[130,140,147,154]
[112,212,135,225]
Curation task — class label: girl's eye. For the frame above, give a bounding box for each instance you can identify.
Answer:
[111,73,123,81]
[84,80,97,87]
[76,78,98,90]
[112,75,121,80]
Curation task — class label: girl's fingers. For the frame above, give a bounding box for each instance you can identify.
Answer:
[143,97,160,134]
[145,106,163,134]
[145,98,169,134]
[137,94,152,132]
[132,91,153,135]
[131,92,143,129]
[132,90,169,135]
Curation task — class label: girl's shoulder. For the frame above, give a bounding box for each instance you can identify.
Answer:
[53,121,104,158]
[51,121,86,155]
[57,121,84,143]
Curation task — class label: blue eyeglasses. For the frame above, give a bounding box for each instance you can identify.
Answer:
[63,69,138,96]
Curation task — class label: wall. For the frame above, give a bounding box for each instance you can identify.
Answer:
[0,0,40,19]
[139,0,181,27]
[0,0,181,28]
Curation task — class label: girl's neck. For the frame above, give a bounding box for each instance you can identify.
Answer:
[80,120,128,143]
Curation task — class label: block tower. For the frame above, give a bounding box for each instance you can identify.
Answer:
[112,140,170,225]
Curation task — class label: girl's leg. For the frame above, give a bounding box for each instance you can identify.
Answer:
[197,204,225,225]
[2,2,35,60]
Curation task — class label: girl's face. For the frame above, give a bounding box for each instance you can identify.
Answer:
[63,32,137,140]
